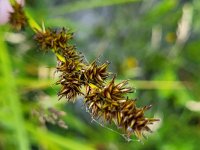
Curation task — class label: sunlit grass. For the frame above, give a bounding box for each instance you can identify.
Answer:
[0,27,30,150]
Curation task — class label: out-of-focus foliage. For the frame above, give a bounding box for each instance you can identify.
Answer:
[0,0,200,150]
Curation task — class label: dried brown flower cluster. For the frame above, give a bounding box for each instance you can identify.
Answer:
[34,27,159,140]
[9,2,27,31]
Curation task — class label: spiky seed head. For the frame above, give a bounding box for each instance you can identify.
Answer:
[34,28,73,51]
[57,73,83,102]
[83,61,110,86]
[118,100,159,139]
[9,2,27,31]
[57,58,83,74]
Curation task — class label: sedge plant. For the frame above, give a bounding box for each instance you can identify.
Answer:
[4,0,159,141]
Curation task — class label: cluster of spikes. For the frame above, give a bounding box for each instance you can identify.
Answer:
[34,26,159,140]
[8,1,159,140]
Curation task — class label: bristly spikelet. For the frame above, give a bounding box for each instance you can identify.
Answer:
[56,45,84,102]
[83,61,110,86]
[56,59,84,102]
[34,28,73,51]
[56,56,83,73]
[102,76,133,101]
[84,86,103,117]
[118,101,159,139]
[57,72,84,102]
[9,2,27,31]
[61,46,82,60]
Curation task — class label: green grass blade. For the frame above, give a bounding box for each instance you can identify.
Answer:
[26,123,95,150]
[0,27,30,150]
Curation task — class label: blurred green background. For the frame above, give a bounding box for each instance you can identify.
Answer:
[1,0,200,150]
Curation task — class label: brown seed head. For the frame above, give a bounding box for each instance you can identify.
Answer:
[34,28,73,51]
[84,76,159,139]
[9,2,27,31]
[61,46,82,60]
[85,86,103,117]
[57,72,84,102]
[57,58,83,74]
[103,76,133,101]
[118,101,159,139]
[85,77,133,121]
[83,61,110,86]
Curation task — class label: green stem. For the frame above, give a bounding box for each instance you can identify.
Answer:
[0,27,30,150]
[9,0,16,5]
[25,10,42,32]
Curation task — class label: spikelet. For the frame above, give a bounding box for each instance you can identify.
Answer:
[9,2,27,31]
[83,61,110,86]
[56,54,83,73]
[56,52,84,102]
[84,86,103,117]
[119,101,159,139]
[57,72,84,102]
[34,28,73,51]
[61,46,82,60]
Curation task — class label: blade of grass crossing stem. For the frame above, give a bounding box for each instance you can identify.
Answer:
[0,28,30,150]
